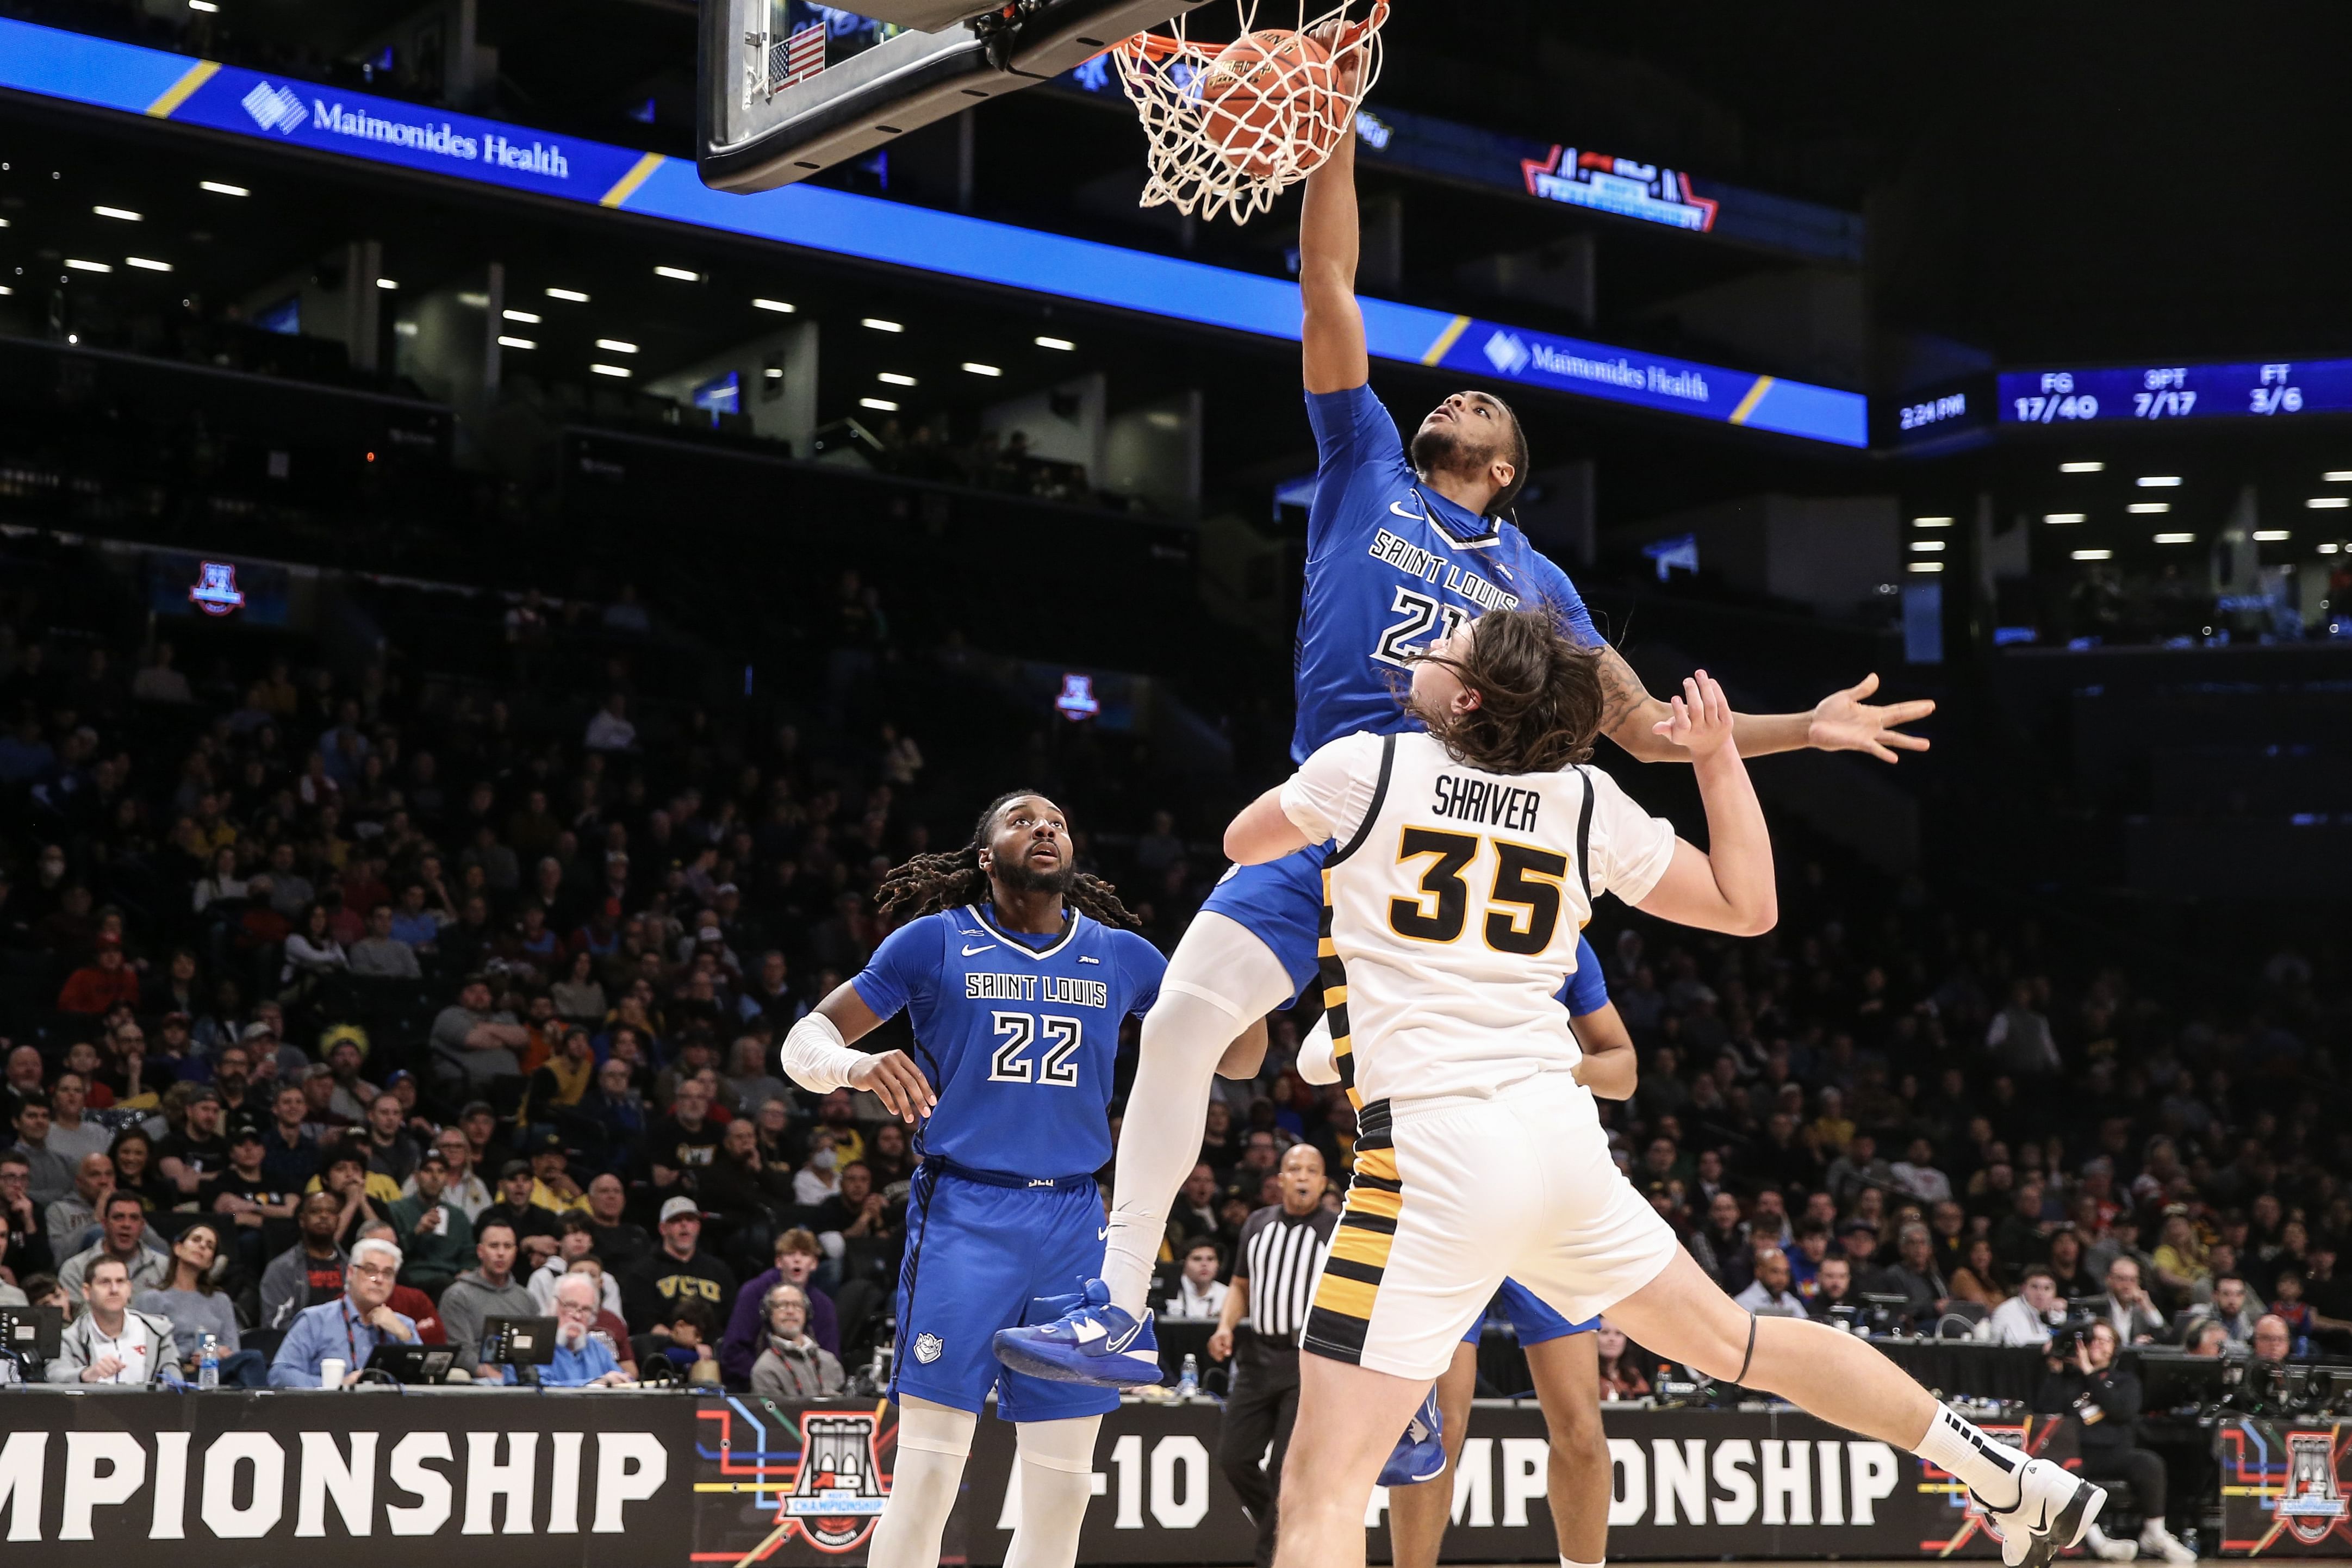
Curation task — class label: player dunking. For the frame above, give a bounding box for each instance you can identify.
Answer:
[777,793,1258,1568]
[1224,609,2104,1568]
[998,50,1932,1390]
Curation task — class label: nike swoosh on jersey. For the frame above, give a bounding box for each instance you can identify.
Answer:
[961,943,992,956]
[1389,501,1429,521]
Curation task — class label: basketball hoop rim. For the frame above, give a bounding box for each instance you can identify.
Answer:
[1112,4,1386,66]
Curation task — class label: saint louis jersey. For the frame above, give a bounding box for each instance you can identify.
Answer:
[850,905,1165,1179]
[1292,383,1597,764]
[853,903,1164,1422]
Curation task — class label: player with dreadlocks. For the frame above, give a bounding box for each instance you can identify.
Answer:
[780,789,1259,1568]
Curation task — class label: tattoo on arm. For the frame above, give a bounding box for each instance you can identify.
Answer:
[1595,645,1655,737]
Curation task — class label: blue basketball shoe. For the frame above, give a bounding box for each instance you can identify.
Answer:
[1378,1391,1446,1486]
[992,1278,1165,1387]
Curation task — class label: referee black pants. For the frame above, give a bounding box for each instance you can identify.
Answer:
[1218,1337,1302,1568]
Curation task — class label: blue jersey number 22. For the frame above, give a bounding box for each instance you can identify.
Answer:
[987,1012,1083,1087]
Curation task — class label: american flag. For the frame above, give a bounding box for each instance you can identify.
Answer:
[770,23,826,92]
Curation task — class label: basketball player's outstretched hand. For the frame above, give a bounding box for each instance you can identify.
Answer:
[1806,671,1934,763]
[850,1048,936,1123]
[1653,671,1734,760]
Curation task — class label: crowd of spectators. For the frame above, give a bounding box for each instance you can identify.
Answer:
[2,590,2348,1411]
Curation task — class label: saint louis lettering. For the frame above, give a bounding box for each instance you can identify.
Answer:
[1430,775,1542,832]
[963,973,1110,1008]
[1368,531,1522,612]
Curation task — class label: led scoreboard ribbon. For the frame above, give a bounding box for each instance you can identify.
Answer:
[0,17,1869,449]
[1999,360,2352,425]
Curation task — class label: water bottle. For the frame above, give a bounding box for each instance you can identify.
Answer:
[1175,1353,1199,1401]
[197,1334,220,1390]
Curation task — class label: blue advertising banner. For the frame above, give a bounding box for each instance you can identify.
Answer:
[0,18,1866,447]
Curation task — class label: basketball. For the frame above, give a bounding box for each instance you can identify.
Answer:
[1198,28,1335,177]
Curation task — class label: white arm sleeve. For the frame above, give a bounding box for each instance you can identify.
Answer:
[1583,766,1678,906]
[1295,1012,1340,1086]
[780,1012,866,1093]
[1277,732,1386,846]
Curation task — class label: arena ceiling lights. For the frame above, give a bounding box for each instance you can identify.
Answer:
[0,17,1869,449]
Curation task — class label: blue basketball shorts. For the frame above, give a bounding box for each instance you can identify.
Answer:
[1198,845,1328,1004]
[1462,1278,1601,1347]
[891,1166,1121,1423]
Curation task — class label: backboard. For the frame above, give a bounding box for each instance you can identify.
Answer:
[700,0,1206,194]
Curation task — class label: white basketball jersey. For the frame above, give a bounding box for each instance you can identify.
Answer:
[1281,730,1676,1107]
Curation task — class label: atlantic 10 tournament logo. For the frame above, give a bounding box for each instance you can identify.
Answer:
[2279,1431,2349,1547]
[783,1412,891,1552]
[189,561,246,616]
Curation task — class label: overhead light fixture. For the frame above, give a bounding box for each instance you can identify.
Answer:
[1911,516,1953,527]
[502,309,540,323]
[2321,542,2343,555]
[2320,469,2352,482]
[1906,561,1944,574]
[2043,512,2085,524]
[861,318,904,333]
[751,297,795,313]
[764,367,783,378]
[2253,530,2291,542]
[2308,496,2350,509]
[654,265,701,282]
[93,205,141,221]
[2059,461,2104,473]
[2153,533,2195,544]
[0,285,12,297]
[188,0,218,11]
[590,363,631,378]
[1908,540,1945,553]
[497,335,536,350]
[2126,502,2169,514]
[198,180,248,196]
[65,258,112,272]
[375,277,398,290]
[962,362,1002,377]
[877,372,916,387]
[457,291,489,308]
[860,397,900,412]
[2136,475,2182,488]
[1035,335,1075,351]
[2070,549,2113,561]
[125,257,172,272]
[545,287,589,302]
[595,338,639,354]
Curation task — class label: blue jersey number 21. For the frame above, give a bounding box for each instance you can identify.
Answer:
[987,1012,1084,1086]
[1373,587,1471,669]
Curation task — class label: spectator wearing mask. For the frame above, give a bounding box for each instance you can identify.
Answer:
[387,1150,476,1296]
[622,1197,737,1334]
[260,1192,352,1330]
[750,1282,845,1399]
[268,1234,417,1387]
[721,1228,839,1382]
[439,1218,538,1382]
[542,1271,634,1386]
[49,1255,179,1384]
[2034,1320,2195,1563]
[59,1191,170,1301]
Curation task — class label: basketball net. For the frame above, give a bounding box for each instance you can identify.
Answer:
[1112,1,1388,225]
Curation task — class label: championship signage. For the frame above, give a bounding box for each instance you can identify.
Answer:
[2219,1417,2352,1556]
[0,1390,691,1566]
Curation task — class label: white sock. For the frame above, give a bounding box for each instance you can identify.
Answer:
[867,1400,974,1568]
[1913,1407,2027,1511]
[1563,1558,1604,1568]
[1103,913,1292,1318]
[1004,1417,1102,1568]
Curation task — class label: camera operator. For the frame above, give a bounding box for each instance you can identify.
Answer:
[2034,1319,2193,1563]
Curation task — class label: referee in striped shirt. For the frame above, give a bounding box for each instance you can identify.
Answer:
[1209,1143,1336,1568]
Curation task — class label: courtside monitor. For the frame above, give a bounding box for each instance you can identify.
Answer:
[700,0,1203,192]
